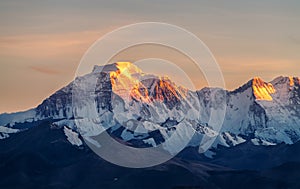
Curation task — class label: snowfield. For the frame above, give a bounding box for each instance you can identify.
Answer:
[0,62,299,157]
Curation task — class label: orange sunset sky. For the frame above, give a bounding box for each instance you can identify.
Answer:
[0,0,300,113]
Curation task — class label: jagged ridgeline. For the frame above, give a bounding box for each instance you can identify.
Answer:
[0,62,300,157]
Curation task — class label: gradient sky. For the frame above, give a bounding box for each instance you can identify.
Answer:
[0,0,300,113]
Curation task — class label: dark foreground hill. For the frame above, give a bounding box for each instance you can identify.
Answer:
[1,121,300,189]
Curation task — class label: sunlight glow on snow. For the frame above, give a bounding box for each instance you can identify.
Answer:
[109,62,187,103]
[252,77,276,101]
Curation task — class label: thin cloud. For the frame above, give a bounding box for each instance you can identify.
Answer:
[29,65,60,75]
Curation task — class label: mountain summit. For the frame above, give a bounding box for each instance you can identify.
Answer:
[0,62,299,157]
[252,77,276,101]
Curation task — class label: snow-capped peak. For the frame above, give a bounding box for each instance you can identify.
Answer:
[251,77,276,101]
[270,76,300,87]
[0,62,300,158]
[107,62,188,105]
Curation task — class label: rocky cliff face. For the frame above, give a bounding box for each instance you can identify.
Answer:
[1,62,300,157]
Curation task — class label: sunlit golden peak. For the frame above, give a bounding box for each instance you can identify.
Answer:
[109,62,143,101]
[253,77,265,85]
[109,62,187,104]
[289,76,295,87]
[110,62,142,82]
[252,77,276,101]
[115,61,133,71]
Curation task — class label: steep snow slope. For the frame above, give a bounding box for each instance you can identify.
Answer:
[0,62,299,157]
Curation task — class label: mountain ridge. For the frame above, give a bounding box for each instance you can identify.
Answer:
[0,62,299,158]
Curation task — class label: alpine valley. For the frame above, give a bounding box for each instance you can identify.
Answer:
[1,62,300,189]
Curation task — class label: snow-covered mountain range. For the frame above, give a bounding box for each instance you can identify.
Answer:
[1,62,299,157]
